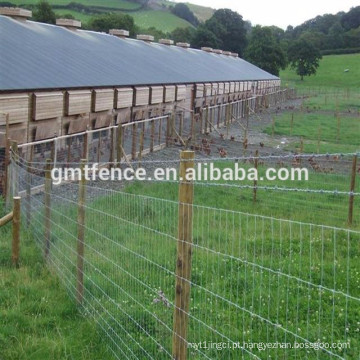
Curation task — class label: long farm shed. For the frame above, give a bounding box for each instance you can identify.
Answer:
[0,8,280,147]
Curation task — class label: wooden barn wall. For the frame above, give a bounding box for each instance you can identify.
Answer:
[0,80,280,146]
[66,90,92,116]
[93,89,114,112]
[164,86,176,103]
[33,92,63,121]
[0,94,29,125]
[116,88,133,109]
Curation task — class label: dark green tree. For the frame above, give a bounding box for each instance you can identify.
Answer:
[87,13,136,36]
[288,39,322,80]
[245,26,287,76]
[204,9,247,56]
[170,27,196,44]
[191,26,221,49]
[32,0,56,24]
[171,3,199,27]
[341,6,360,31]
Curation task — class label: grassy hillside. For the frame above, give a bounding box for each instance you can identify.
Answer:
[186,2,214,22]
[7,0,205,32]
[281,53,360,89]
[131,9,193,32]
[10,0,141,10]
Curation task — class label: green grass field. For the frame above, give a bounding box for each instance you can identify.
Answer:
[18,178,358,359]
[264,112,360,154]
[131,10,193,32]
[281,54,360,89]
[0,204,110,360]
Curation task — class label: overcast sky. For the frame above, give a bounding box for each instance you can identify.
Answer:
[172,0,359,29]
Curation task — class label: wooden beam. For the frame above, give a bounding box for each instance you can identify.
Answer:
[0,211,13,227]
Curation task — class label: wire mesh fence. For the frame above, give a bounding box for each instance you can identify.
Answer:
[6,145,360,359]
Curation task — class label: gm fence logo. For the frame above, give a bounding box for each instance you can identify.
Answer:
[51,163,309,185]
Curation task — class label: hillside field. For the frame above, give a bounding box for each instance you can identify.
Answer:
[8,0,196,32]
[280,53,360,89]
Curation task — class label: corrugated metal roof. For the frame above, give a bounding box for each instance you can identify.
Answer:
[0,15,278,91]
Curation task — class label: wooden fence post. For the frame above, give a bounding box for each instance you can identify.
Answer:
[10,140,19,198]
[290,112,294,136]
[83,128,89,160]
[253,150,259,203]
[132,123,137,160]
[77,159,87,304]
[348,155,358,226]
[173,150,194,360]
[4,114,10,204]
[12,196,21,268]
[44,159,52,259]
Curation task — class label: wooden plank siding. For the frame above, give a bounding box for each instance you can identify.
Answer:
[68,116,89,134]
[204,83,212,97]
[33,92,63,121]
[116,88,133,109]
[92,89,114,112]
[176,85,187,101]
[150,86,164,105]
[66,90,92,116]
[0,94,29,125]
[195,84,204,98]
[164,86,176,103]
[218,83,224,95]
[135,87,150,106]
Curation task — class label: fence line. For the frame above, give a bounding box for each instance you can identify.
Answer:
[5,146,360,359]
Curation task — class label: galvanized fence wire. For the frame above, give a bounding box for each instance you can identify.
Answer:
[7,151,360,359]
[11,149,359,230]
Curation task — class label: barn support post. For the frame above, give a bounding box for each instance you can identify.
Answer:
[348,155,358,226]
[226,103,230,139]
[172,150,194,360]
[131,123,137,160]
[138,122,145,167]
[44,159,52,259]
[12,196,21,268]
[150,120,155,153]
[179,112,184,138]
[76,159,87,305]
[83,128,89,161]
[205,106,209,134]
[116,123,123,166]
[109,126,115,168]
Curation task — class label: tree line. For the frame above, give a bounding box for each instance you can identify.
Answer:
[17,1,360,80]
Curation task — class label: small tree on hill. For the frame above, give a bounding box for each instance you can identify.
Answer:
[33,0,56,24]
[288,39,322,80]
